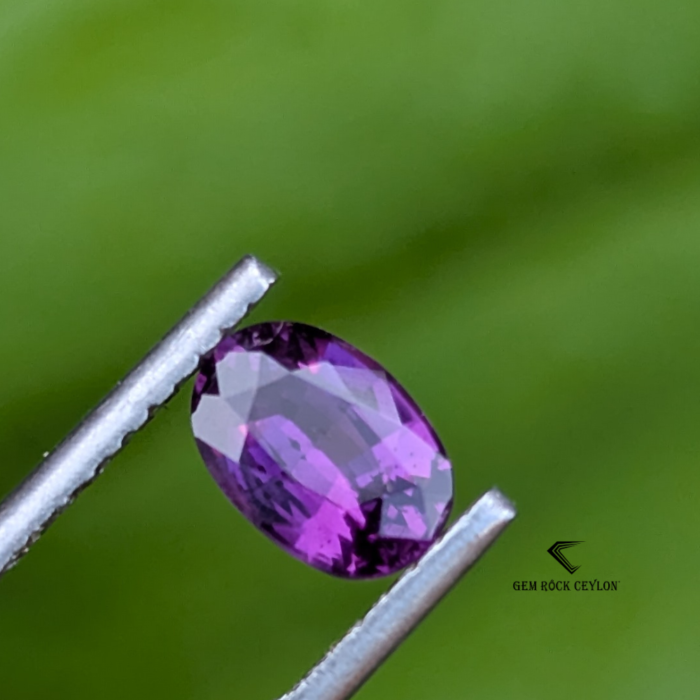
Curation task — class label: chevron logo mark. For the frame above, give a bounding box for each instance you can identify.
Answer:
[547,541,584,574]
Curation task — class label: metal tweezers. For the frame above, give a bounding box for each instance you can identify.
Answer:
[0,255,516,700]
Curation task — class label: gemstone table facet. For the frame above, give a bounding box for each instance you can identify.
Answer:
[191,322,453,578]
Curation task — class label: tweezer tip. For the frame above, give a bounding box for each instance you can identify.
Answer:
[241,254,280,287]
[483,487,517,522]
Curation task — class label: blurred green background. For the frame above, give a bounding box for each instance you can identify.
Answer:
[1,0,699,697]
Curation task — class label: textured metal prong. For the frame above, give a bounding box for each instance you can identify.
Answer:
[279,488,516,700]
[0,255,278,575]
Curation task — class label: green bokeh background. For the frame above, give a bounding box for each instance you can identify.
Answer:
[1,1,699,698]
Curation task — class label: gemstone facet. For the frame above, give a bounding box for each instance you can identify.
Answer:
[191,322,453,578]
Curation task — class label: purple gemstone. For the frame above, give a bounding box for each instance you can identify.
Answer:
[191,322,453,578]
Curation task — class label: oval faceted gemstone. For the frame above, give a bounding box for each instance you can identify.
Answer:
[191,322,453,578]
